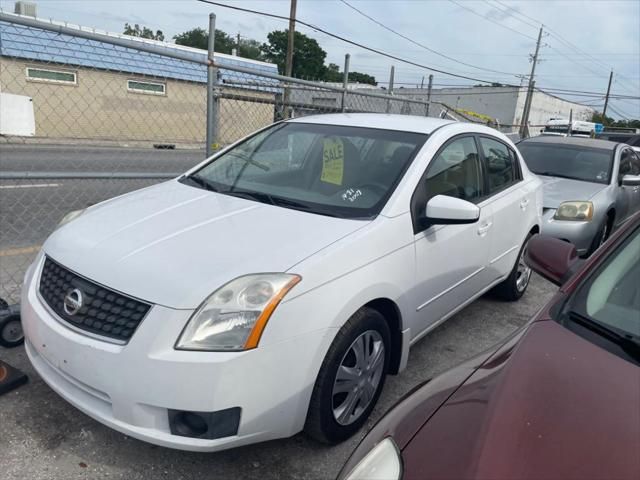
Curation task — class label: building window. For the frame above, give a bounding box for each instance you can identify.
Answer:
[26,67,77,85]
[127,80,166,95]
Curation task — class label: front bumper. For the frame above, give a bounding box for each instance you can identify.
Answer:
[21,255,334,451]
[540,208,600,255]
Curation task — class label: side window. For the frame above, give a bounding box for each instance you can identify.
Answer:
[425,136,482,203]
[619,149,631,176]
[631,151,640,175]
[479,137,518,194]
[619,149,640,176]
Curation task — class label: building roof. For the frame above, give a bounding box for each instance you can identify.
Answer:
[0,13,279,88]
[288,113,455,134]
[521,135,620,150]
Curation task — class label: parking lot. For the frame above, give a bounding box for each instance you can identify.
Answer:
[1,275,555,480]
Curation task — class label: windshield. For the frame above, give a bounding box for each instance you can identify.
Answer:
[565,225,640,360]
[183,122,428,218]
[518,142,613,184]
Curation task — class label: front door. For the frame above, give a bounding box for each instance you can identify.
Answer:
[616,148,640,225]
[410,135,493,338]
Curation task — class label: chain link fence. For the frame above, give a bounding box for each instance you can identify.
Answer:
[0,12,483,304]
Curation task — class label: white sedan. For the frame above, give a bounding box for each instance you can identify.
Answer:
[21,114,542,451]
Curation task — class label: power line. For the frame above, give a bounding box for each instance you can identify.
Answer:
[339,0,520,77]
[490,0,639,94]
[487,0,540,30]
[196,0,639,104]
[196,0,520,85]
[448,0,538,41]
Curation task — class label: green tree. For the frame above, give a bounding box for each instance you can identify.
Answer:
[173,28,236,54]
[238,38,264,61]
[321,63,377,85]
[173,29,263,61]
[324,63,342,82]
[123,23,164,41]
[348,71,376,86]
[591,111,615,125]
[260,30,327,79]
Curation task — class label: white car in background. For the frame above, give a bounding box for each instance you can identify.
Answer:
[21,114,542,452]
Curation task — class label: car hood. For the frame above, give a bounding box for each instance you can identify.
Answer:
[539,175,607,208]
[402,320,640,479]
[43,180,368,309]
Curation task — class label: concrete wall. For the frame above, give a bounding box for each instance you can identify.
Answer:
[514,88,594,135]
[400,87,520,124]
[400,86,594,133]
[0,58,274,145]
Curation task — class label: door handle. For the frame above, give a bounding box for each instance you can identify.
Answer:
[477,222,493,236]
[520,199,530,210]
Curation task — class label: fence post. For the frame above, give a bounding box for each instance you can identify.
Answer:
[341,53,350,112]
[386,65,395,113]
[206,12,219,158]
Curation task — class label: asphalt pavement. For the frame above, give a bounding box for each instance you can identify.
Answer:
[0,144,205,303]
[0,275,557,480]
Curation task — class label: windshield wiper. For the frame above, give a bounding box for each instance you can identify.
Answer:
[222,189,275,205]
[567,310,640,359]
[183,174,219,192]
[226,151,270,172]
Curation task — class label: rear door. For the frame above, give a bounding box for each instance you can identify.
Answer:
[477,135,532,281]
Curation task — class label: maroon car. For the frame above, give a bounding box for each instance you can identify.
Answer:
[338,212,640,480]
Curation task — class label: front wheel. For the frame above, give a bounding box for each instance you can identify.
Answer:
[587,218,611,256]
[304,307,390,444]
[493,233,532,301]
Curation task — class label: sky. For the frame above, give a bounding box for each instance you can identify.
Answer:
[1,0,639,119]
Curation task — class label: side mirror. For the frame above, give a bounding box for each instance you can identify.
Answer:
[524,234,579,286]
[423,195,480,226]
[621,174,640,187]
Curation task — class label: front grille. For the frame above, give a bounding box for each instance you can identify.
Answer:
[38,257,151,343]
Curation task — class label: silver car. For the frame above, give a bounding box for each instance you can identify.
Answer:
[518,136,640,256]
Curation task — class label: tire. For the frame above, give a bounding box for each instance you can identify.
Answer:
[587,217,611,256]
[0,313,24,348]
[493,233,533,301]
[304,307,391,444]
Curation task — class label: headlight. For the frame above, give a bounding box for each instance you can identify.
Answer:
[56,208,86,229]
[553,201,593,221]
[344,437,403,480]
[175,274,301,351]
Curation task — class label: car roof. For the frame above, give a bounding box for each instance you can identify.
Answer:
[520,135,620,150]
[286,113,455,135]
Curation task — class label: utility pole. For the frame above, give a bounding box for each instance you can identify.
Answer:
[283,0,297,118]
[420,76,425,89]
[602,70,613,125]
[426,74,433,116]
[237,32,241,54]
[520,26,543,138]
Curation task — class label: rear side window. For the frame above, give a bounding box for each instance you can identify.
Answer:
[479,137,519,194]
